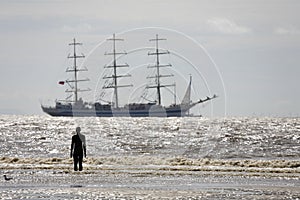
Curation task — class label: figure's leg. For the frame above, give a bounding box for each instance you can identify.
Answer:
[73,156,78,171]
[79,156,83,171]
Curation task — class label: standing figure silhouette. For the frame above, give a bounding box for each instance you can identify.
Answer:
[70,127,86,171]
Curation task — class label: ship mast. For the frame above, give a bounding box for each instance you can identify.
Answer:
[147,34,174,105]
[66,38,90,102]
[104,34,132,108]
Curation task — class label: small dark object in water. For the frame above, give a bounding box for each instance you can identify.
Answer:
[70,184,83,188]
[4,175,13,181]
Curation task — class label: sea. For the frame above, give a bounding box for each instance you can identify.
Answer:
[0,115,299,199]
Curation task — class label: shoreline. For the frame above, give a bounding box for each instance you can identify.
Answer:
[1,166,299,199]
[1,156,300,199]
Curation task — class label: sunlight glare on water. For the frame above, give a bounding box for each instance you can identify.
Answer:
[0,115,299,199]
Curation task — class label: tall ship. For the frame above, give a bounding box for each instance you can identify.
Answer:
[41,34,217,117]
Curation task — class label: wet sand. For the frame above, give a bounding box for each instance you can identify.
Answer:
[1,160,300,199]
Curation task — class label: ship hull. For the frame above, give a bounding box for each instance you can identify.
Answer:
[41,105,188,117]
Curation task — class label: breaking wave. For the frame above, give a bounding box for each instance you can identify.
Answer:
[1,156,299,174]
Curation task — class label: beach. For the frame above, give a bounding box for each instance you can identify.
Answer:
[0,115,299,199]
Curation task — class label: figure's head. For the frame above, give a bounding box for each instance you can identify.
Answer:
[76,127,81,133]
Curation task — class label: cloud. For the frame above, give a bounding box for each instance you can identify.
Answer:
[274,27,300,35]
[207,18,251,34]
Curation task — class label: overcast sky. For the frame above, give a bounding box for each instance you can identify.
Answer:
[0,0,299,117]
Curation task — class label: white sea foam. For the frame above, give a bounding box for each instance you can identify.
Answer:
[1,156,299,176]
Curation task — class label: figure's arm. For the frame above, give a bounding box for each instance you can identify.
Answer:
[83,144,86,158]
[83,136,86,158]
[70,137,74,158]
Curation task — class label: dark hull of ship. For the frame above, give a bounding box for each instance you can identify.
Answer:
[41,105,191,117]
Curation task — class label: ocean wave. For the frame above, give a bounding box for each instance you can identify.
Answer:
[1,156,299,174]
[0,116,299,167]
